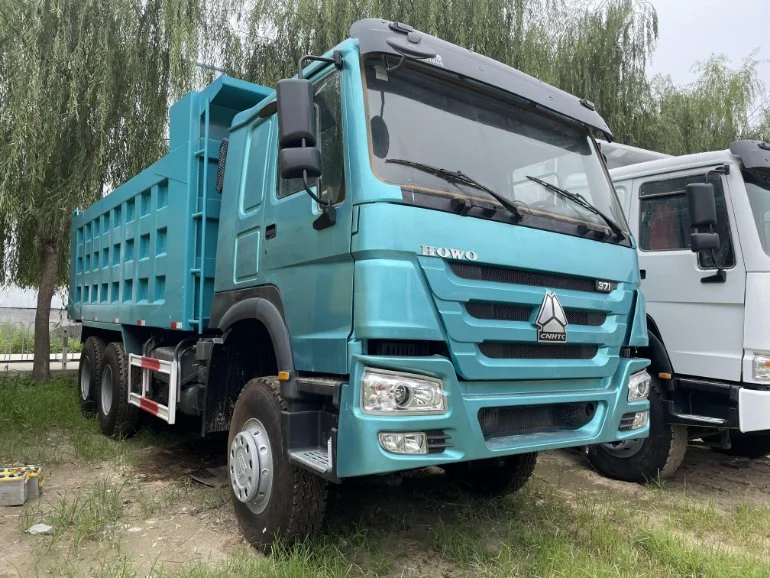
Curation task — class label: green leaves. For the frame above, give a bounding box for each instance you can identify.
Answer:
[0,0,217,287]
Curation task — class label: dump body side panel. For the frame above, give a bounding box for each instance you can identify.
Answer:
[68,77,272,332]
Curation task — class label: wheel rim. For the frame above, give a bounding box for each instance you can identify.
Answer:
[600,438,644,458]
[230,418,274,514]
[80,360,91,401]
[100,364,113,416]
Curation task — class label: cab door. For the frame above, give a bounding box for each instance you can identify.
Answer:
[213,114,274,294]
[628,169,745,381]
[261,67,354,375]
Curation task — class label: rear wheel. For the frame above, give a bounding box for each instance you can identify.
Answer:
[443,453,537,496]
[587,377,687,483]
[228,377,327,552]
[97,342,139,438]
[78,337,105,415]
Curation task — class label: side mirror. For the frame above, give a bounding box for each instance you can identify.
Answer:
[279,148,321,181]
[275,76,325,192]
[686,182,720,254]
[277,78,316,147]
[690,232,720,252]
[686,183,717,227]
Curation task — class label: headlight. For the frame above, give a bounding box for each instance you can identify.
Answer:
[628,370,651,402]
[362,369,446,415]
[753,354,770,382]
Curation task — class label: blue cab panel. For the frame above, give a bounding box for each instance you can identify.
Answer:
[68,77,272,332]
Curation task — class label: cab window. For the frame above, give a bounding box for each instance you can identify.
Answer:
[638,173,735,269]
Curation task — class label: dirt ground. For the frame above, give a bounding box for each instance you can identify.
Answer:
[2,439,770,577]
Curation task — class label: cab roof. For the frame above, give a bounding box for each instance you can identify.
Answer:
[350,18,614,139]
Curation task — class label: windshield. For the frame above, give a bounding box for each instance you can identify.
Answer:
[745,170,770,255]
[363,57,628,239]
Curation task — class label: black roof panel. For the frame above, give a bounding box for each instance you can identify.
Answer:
[349,18,613,139]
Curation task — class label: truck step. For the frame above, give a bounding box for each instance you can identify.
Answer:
[128,393,171,422]
[128,354,178,425]
[289,447,332,474]
[674,413,726,425]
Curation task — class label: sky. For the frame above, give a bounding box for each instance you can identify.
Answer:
[645,0,769,88]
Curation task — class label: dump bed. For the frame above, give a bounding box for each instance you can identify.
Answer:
[68,76,272,332]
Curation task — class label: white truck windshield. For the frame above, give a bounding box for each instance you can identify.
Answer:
[745,170,770,255]
[363,57,628,237]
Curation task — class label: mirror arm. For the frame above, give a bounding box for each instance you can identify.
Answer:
[701,267,727,284]
[298,51,343,79]
[301,171,327,206]
[700,225,726,284]
[385,54,407,73]
[299,170,337,231]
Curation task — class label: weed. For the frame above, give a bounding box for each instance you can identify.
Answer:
[0,323,82,355]
[20,479,128,550]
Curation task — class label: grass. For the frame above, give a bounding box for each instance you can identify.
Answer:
[0,374,179,464]
[0,322,82,355]
[3,374,770,577]
[20,479,128,550]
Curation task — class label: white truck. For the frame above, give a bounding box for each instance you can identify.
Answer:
[583,139,770,482]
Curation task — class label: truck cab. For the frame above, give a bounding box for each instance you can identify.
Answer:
[591,139,770,481]
[69,19,650,549]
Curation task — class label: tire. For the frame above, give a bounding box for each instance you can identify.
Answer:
[711,432,770,459]
[443,453,537,496]
[78,337,105,415]
[228,377,327,552]
[97,342,139,438]
[587,377,687,483]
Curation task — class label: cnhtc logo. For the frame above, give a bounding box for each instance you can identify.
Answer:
[535,292,568,343]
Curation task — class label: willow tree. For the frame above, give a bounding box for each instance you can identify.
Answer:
[0,0,237,380]
[235,0,656,99]
[640,55,768,155]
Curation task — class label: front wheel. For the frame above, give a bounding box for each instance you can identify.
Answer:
[587,377,687,483]
[443,453,537,496]
[228,377,327,552]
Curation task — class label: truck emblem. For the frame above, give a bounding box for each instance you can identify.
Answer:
[535,292,568,342]
[425,54,445,68]
[419,245,478,261]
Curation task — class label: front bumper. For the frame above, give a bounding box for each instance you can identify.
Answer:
[739,388,770,432]
[335,354,649,478]
[663,377,770,432]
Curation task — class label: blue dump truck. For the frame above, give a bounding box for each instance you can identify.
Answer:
[69,19,650,549]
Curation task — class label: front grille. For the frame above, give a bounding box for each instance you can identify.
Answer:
[479,402,597,438]
[450,262,598,293]
[367,340,449,357]
[466,302,530,322]
[480,342,598,360]
[427,430,452,453]
[466,302,606,326]
[566,311,606,326]
[618,412,638,431]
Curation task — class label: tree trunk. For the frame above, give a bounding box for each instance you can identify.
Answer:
[32,240,59,381]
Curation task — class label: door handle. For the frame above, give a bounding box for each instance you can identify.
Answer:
[640,269,646,279]
[265,224,277,239]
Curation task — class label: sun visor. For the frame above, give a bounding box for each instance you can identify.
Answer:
[349,18,613,140]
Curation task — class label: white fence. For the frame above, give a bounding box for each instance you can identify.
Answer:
[0,309,81,371]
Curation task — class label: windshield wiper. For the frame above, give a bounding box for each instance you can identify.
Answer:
[525,175,626,241]
[386,158,523,222]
